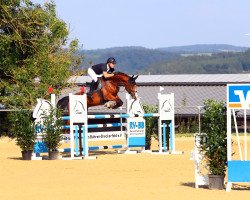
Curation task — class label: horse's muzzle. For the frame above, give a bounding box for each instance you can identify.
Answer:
[135,92,139,99]
[131,92,138,100]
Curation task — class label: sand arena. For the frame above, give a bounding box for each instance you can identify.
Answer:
[0,136,250,200]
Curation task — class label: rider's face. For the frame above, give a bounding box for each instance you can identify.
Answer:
[108,63,115,68]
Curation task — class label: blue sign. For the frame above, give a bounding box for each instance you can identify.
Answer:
[227,84,250,109]
[127,118,145,148]
[129,121,145,129]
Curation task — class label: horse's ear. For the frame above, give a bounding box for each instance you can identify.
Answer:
[133,75,139,80]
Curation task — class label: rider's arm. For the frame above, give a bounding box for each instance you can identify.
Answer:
[103,71,114,78]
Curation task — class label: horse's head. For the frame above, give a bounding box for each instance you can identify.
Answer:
[108,72,139,100]
[125,75,139,99]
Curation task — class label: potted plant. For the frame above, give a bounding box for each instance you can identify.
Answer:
[10,110,36,160]
[42,108,63,160]
[199,99,227,190]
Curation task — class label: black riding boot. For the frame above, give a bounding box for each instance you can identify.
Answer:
[88,80,95,97]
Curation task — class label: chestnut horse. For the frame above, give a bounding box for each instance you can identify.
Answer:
[57,72,138,111]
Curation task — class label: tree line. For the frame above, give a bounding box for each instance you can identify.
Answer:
[144,49,250,74]
[80,46,250,75]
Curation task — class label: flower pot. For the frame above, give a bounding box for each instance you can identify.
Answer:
[48,151,59,160]
[21,150,33,160]
[208,174,225,190]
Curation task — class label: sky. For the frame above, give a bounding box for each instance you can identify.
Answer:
[33,0,250,50]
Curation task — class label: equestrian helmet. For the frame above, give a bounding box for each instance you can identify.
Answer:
[107,57,116,64]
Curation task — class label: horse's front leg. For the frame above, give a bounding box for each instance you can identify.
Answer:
[112,97,123,109]
[104,97,123,109]
[104,101,116,108]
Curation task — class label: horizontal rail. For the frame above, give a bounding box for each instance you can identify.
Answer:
[62,123,126,129]
[62,113,159,120]
[59,145,127,152]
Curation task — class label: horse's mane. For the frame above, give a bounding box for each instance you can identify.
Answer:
[113,71,130,77]
[100,71,129,82]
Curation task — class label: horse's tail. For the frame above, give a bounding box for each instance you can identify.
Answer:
[57,96,69,112]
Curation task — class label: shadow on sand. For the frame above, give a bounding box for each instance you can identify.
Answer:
[180,182,209,189]
[7,157,23,160]
[231,184,250,191]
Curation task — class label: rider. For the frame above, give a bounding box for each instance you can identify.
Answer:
[87,57,116,96]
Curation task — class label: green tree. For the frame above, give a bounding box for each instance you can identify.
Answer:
[0,0,82,109]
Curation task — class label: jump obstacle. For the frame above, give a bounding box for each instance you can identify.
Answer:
[226,84,250,191]
[32,91,178,160]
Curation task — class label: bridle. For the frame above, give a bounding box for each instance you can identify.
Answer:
[113,74,137,96]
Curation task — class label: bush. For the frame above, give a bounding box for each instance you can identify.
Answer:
[199,99,227,175]
[42,108,63,152]
[176,117,199,134]
[142,104,158,149]
[9,110,36,151]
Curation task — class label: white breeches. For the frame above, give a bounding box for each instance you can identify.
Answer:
[88,68,102,82]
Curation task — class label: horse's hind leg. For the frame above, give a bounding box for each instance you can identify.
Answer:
[57,96,69,112]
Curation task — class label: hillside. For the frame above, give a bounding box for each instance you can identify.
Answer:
[79,44,250,74]
[157,44,248,53]
[144,49,250,74]
[80,47,180,73]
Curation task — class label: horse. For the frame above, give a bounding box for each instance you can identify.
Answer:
[57,72,139,111]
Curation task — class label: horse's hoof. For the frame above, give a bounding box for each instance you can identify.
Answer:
[105,102,112,107]
[104,103,110,108]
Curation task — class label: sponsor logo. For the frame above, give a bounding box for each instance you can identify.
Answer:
[228,85,250,109]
